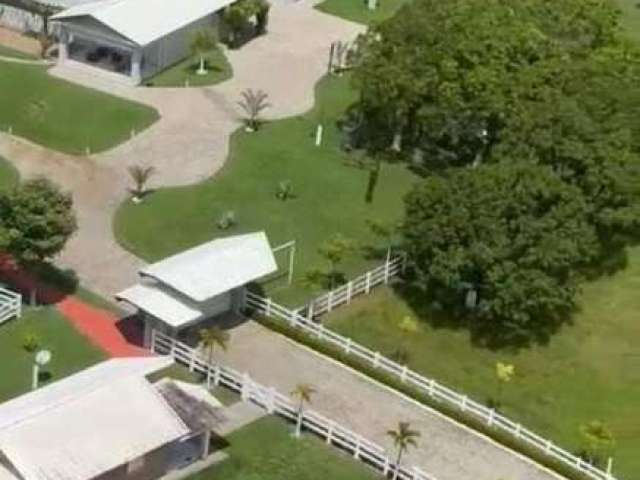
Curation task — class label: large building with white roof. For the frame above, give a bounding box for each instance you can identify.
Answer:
[0,357,224,480]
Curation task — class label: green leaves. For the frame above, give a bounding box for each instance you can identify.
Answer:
[0,178,76,264]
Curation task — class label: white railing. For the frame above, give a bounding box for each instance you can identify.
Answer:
[0,287,21,325]
[150,330,436,480]
[297,255,405,319]
[245,291,616,480]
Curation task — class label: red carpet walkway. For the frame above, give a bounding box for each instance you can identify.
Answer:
[1,255,148,358]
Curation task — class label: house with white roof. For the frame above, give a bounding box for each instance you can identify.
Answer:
[116,232,278,347]
[48,0,236,83]
[0,356,224,480]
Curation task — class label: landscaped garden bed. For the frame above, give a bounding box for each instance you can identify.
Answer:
[146,46,232,87]
[0,60,159,154]
[188,415,381,480]
[114,74,420,305]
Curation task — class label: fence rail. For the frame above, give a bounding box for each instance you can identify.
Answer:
[297,255,405,319]
[151,330,435,480]
[245,291,616,480]
[0,287,21,325]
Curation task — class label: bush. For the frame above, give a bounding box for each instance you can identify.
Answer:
[216,210,236,230]
[22,332,41,353]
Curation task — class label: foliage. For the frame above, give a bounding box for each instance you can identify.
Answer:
[237,88,271,131]
[495,362,515,384]
[127,165,156,198]
[386,421,420,478]
[190,29,218,75]
[291,382,316,437]
[580,421,615,465]
[198,326,230,363]
[275,180,293,201]
[0,178,77,264]
[403,162,599,345]
[216,210,237,230]
[353,0,640,273]
[223,0,270,44]
[318,234,356,288]
[21,331,40,353]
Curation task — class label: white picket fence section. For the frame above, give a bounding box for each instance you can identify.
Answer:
[244,291,616,480]
[298,255,405,319]
[0,287,21,325]
[150,329,436,480]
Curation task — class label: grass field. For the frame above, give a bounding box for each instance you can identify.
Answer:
[190,415,380,480]
[0,45,36,59]
[147,47,232,87]
[326,247,640,479]
[0,307,105,402]
[616,0,640,43]
[0,60,158,154]
[0,156,18,191]
[114,75,419,305]
[315,0,410,24]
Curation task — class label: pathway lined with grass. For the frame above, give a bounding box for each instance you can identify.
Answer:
[316,0,411,24]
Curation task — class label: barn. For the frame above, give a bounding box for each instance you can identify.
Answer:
[49,0,235,83]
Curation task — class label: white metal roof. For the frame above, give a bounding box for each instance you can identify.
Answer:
[141,232,277,302]
[116,283,205,328]
[0,358,187,480]
[52,0,235,46]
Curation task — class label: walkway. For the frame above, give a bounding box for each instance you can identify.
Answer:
[0,0,363,297]
[0,255,147,357]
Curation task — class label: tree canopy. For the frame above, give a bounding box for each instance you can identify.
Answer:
[0,177,76,264]
[352,0,640,335]
[403,162,598,345]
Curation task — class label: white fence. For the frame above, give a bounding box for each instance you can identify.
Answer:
[150,329,435,480]
[245,291,616,480]
[298,255,405,319]
[0,287,21,325]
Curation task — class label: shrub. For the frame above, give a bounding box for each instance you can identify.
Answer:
[22,332,41,353]
[216,210,236,230]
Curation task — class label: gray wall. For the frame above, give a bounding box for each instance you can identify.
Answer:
[141,12,218,79]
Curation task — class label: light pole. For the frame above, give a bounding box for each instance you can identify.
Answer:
[32,350,52,390]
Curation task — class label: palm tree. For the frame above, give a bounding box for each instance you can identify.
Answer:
[190,29,217,75]
[127,164,156,201]
[290,383,316,437]
[237,89,271,132]
[387,422,420,480]
[198,326,230,364]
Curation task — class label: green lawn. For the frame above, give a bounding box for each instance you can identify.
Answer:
[190,415,380,480]
[0,45,37,59]
[326,246,640,479]
[616,0,640,43]
[0,60,159,154]
[0,307,105,402]
[147,48,232,87]
[114,75,419,305]
[0,156,18,191]
[315,0,411,24]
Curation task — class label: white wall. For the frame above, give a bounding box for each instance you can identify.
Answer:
[0,4,44,33]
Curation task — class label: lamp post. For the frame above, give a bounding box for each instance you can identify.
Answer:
[32,350,52,390]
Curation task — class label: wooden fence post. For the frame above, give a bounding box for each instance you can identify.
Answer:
[365,272,372,293]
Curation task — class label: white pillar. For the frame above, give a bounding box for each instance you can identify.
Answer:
[130,49,143,85]
[58,40,68,64]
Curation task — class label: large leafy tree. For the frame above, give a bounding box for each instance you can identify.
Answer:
[0,178,77,264]
[403,162,599,345]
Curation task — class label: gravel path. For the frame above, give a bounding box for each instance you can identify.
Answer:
[0,3,563,480]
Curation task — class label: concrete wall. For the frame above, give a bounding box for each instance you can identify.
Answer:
[141,11,218,80]
[0,4,43,33]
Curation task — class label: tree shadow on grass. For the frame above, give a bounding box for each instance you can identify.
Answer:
[391,280,574,352]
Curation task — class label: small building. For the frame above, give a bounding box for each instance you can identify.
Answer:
[0,357,224,480]
[50,0,235,84]
[116,232,278,347]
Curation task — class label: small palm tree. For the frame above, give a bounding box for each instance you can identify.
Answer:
[190,29,217,75]
[127,165,156,201]
[387,422,420,480]
[237,89,271,132]
[198,326,230,364]
[290,383,316,437]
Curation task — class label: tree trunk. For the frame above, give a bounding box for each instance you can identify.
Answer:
[197,55,207,75]
[392,449,404,480]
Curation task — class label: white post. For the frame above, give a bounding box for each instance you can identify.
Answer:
[384,257,391,284]
[344,337,352,354]
[326,422,334,444]
[544,439,552,453]
[288,242,296,285]
[400,365,408,382]
[267,387,276,414]
[347,282,352,304]
[373,351,380,368]
[327,291,333,312]
[315,124,323,146]
[428,379,436,396]
[460,396,467,411]
[515,424,522,439]
[241,373,251,401]
[307,303,314,321]
[289,310,298,327]
[206,369,212,389]
[353,440,361,459]
[607,457,614,480]
[266,298,272,316]
[32,364,39,390]
[189,350,196,372]
[365,272,372,293]
[488,409,495,427]
[213,366,221,386]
